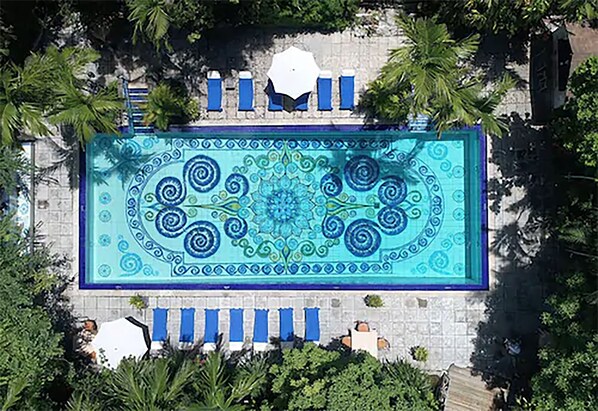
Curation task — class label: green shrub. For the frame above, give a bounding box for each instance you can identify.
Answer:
[143,83,197,131]
[129,294,147,310]
[410,346,429,362]
[364,294,384,308]
[256,0,359,31]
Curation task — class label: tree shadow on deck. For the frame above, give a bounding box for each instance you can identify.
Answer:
[469,113,557,403]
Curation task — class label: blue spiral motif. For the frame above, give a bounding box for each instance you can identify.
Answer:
[98,264,111,277]
[155,207,187,238]
[99,210,111,222]
[155,176,185,206]
[427,143,448,160]
[377,207,408,235]
[378,176,407,206]
[320,173,343,197]
[185,155,220,193]
[120,253,143,274]
[343,155,379,192]
[429,251,449,272]
[184,221,220,258]
[344,219,381,257]
[322,215,345,239]
[225,173,249,196]
[224,217,248,239]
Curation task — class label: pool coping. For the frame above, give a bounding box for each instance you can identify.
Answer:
[79,124,488,291]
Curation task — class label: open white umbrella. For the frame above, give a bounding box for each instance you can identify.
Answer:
[91,317,150,369]
[267,46,320,99]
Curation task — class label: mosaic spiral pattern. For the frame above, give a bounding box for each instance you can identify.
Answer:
[184,221,220,258]
[184,155,220,193]
[377,207,408,235]
[155,176,185,206]
[322,215,345,239]
[344,219,381,257]
[378,176,407,206]
[224,217,248,239]
[225,173,249,196]
[320,173,343,197]
[343,155,379,192]
[120,253,142,274]
[155,207,188,238]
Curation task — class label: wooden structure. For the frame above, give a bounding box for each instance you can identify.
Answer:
[442,365,505,411]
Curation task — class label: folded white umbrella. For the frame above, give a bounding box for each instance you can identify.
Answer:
[267,46,320,99]
[91,317,150,369]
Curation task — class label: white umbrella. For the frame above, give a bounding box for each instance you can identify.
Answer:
[91,317,149,369]
[267,46,320,99]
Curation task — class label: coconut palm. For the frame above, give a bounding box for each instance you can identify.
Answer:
[374,15,513,136]
[0,64,51,146]
[127,0,171,50]
[50,81,123,145]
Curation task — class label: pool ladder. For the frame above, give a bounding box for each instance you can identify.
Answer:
[124,83,154,134]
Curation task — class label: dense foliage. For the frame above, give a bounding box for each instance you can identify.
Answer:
[519,57,598,410]
[64,345,437,411]
[0,215,67,408]
[361,16,513,135]
[0,46,122,146]
[125,0,358,50]
[552,56,598,167]
[266,344,437,411]
[143,83,197,131]
[413,0,597,36]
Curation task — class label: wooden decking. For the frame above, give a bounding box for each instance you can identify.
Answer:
[444,365,505,411]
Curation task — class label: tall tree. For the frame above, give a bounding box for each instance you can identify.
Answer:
[363,16,514,136]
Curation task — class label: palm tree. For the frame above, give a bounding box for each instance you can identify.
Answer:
[143,83,188,131]
[0,64,51,146]
[374,15,513,136]
[50,81,122,145]
[127,0,171,50]
[108,358,196,411]
[186,352,268,411]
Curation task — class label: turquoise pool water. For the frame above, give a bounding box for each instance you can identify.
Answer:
[82,128,487,289]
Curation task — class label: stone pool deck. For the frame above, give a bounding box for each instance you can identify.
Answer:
[32,10,540,372]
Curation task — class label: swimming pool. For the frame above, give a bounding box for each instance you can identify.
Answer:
[80,126,487,290]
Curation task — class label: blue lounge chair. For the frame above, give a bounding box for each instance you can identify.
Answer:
[267,81,283,111]
[339,69,355,110]
[207,71,222,112]
[304,307,320,344]
[151,308,168,351]
[204,309,219,352]
[179,308,195,349]
[295,93,309,111]
[279,308,294,347]
[229,308,244,351]
[253,309,269,351]
[317,71,333,111]
[238,71,254,111]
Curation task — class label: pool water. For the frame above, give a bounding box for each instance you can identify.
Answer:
[81,128,487,290]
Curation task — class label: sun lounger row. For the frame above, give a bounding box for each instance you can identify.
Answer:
[151,307,320,352]
[207,70,355,112]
